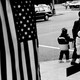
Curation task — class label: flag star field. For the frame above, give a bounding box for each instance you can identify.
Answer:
[11,0,37,42]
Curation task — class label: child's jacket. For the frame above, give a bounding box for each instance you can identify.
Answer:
[58,33,72,50]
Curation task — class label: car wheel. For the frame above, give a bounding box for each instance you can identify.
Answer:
[44,15,49,21]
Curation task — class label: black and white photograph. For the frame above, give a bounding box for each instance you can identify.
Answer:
[1,0,80,80]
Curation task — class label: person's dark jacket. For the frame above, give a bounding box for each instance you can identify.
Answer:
[72,18,80,40]
[58,33,73,44]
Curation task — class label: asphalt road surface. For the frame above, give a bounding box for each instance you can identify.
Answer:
[37,4,79,62]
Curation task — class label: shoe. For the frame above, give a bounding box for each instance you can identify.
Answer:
[66,60,70,63]
[76,59,80,64]
[71,61,78,65]
[59,60,64,63]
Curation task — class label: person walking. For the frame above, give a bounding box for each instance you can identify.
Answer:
[58,28,73,63]
[71,11,80,65]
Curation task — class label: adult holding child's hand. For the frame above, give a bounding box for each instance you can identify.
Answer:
[71,11,80,65]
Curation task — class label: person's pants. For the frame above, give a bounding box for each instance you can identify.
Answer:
[59,50,69,60]
[72,42,78,61]
[72,48,77,59]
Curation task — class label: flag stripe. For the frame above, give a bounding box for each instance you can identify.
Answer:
[0,17,7,80]
[6,0,21,80]
[28,40,36,80]
[0,35,2,80]
[32,39,39,80]
[24,42,33,80]
[0,18,1,79]
[21,42,28,80]
[18,42,24,80]
[0,51,2,80]
[0,0,17,80]
[0,2,12,80]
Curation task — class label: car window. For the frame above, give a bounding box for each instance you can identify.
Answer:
[43,6,49,9]
[35,7,39,12]
[39,7,44,11]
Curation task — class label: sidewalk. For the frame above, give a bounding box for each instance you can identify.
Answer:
[40,59,80,80]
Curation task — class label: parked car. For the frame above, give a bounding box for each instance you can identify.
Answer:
[38,4,53,17]
[69,0,80,9]
[62,0,80,9]
[34,4,52,21]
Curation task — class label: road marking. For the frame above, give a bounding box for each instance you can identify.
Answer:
[39,45,60,49]
[39,45,74,52]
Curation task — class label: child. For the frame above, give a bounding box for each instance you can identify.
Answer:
[58,28,73,63]
[75,31,80,64]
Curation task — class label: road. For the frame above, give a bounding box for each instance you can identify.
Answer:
[37,4,79,62]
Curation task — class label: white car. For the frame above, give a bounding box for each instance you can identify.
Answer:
[34,5,50,21]
[38,4,53,17]
[69,1,80,9]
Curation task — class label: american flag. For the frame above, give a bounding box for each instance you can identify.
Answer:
[0,0,41,80]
